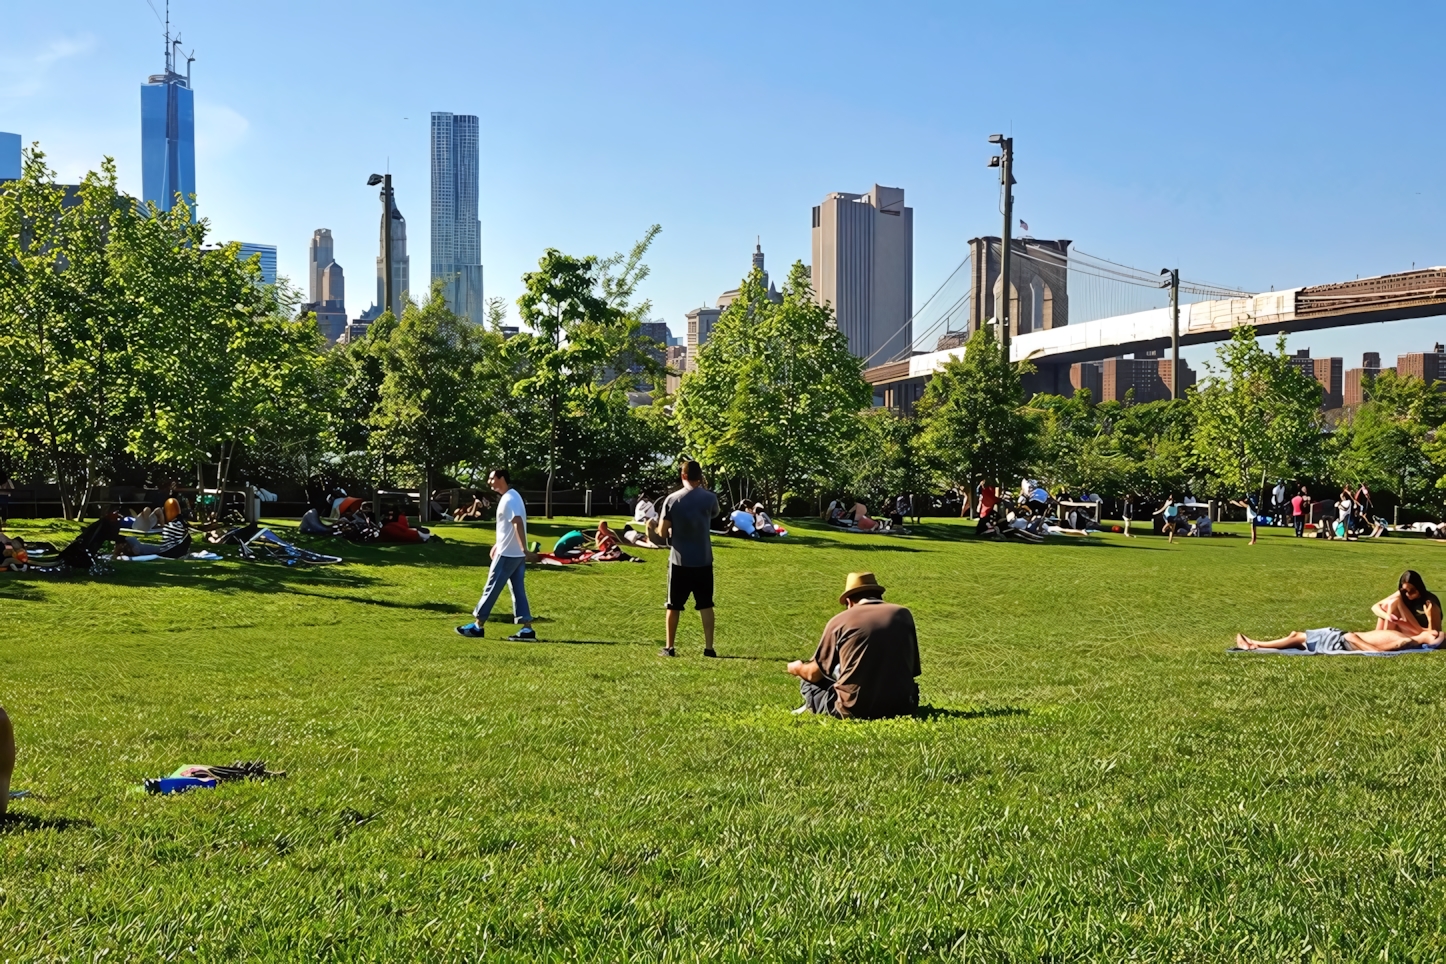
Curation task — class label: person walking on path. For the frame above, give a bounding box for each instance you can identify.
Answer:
[456,469,536,641]
[657,460,720,657]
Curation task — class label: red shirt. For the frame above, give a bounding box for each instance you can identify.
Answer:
[1291,495,1304,515]
[979,486,998,516]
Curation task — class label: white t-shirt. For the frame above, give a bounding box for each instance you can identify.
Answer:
[494,488,527,557]
[731,509,756,534]
[633,498,658,523]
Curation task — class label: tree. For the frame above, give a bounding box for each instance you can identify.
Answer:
[830,409,926,511]
[1333,370,1446,513]
[514,234,662,516]
[915,325,1036,499]
[0,149,135,518]
[675,262,870,507]
[369,281,504,511]
[1192,328,1324,503]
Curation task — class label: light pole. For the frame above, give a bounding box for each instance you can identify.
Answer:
[987,135,1016,354]
[1160,268,1180,399]
[367,173,393,319]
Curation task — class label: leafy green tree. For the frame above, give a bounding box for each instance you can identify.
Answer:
[1192,328,1324,503]
[0,149,135,518]
[514,237,661,516]
[369,281,504,513]
[830,408,926,511]
[675,262,870,506]
[1333,370,1446,512]
[915,325,1036,499]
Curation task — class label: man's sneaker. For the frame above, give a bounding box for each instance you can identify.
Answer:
[455,622,485,638]
[792,704,810,715]
[507,627,538,642]
[659,646,676,657]
[703,648,718,658]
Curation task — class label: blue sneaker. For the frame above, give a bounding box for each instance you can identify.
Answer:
[507,627,537,642]
[455,622,485,638]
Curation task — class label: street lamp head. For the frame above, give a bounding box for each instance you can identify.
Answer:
[366,174,384,186]
[988,134,1004,144]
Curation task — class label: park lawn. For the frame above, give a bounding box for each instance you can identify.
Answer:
[2,516,1445,960]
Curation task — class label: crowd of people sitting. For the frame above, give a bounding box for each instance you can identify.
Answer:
[822,496,911,533]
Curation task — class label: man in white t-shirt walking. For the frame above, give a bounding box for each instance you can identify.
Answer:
[456,468,536,641]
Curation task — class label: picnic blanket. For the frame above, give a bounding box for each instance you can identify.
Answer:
[1227,645,1441,657]
[539,550,642,566]
[119,550,222,562]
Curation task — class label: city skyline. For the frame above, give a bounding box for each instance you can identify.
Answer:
[3,2,1446,370]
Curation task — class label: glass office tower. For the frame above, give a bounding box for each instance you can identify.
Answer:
[142,66,196,217]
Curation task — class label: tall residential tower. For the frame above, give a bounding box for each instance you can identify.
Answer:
[430,112,484,324]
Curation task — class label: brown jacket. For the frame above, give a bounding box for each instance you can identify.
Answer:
[812,599,921,718]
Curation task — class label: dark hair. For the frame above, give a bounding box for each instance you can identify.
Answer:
[1401,570,1429,597]
[682,460,703,482]
[489,468,511,484]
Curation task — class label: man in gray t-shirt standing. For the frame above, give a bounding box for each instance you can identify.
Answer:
[657,460,720,657]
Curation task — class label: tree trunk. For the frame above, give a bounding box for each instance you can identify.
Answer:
[545,399,558,519]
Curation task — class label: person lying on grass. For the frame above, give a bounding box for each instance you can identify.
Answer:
[120,498,192,559]
[1372,570,1441,635]
[1235,623,1444,653]
[786,572,921,718]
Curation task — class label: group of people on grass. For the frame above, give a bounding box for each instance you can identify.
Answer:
[822,495,915,533]
[454,461,922,719]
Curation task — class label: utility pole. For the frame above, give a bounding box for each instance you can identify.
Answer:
[1161,268,1180,399]
[988,135,1015,354]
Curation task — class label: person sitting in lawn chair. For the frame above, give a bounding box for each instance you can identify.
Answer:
[786,572,921,718]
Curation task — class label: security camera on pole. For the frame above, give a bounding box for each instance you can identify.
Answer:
[987,135,1016,353]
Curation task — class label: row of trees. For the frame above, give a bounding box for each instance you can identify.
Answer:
[4,146,1446,521]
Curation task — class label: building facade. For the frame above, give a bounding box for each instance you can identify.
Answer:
[234,242,277,285]
[811,185,913,363]
[1343,352,1385,407]
[1066,356,1196,404]
[1288,348,1344,409]
[430,112,484,324]
[683,242,783,370]
[141,58,196,217]
[1397,344,1446,386]
[0,132,19,181]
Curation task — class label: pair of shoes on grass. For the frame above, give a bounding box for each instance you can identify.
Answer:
[659,647,718,658]
[455,623,536,642]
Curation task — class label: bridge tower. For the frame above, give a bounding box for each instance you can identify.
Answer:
[967,237,1071,339]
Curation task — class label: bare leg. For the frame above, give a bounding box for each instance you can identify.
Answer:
[1345,629,1421,652]
[1237,630,1308,650]
[0,707,13,817]
[1249,520,1257,545]
[665,608,681,649]
[700,608,715,653]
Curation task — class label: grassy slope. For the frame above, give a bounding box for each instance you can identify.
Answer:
[2,517,1445,960]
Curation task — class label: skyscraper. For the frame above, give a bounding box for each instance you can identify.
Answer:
[0,132,19,181]
[376,198,410,318]
[811,185,913,363]
[430,112,484,324]
[304,229,347,344]
[141,33,196,218]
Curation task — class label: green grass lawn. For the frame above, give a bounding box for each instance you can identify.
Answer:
[3,515,1446,960]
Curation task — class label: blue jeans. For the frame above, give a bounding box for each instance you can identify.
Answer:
[473,553,531,623]
[1294,513,1304,537]
[800,678,838,716]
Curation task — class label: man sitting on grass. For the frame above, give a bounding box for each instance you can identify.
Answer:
[0,706,14,817]
[786,572,921,718]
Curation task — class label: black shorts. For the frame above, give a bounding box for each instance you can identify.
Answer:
[666,564,714,611]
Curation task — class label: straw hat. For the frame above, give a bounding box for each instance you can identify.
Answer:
[839,571,886,605]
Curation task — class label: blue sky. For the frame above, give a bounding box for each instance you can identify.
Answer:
[3,1,1444,370]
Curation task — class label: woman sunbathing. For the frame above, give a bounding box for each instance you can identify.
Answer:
[850,502,879,531]
[1373,570,1440,634]
[595,520,620,552]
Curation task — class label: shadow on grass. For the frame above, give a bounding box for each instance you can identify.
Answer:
[0,581,48,602]
[914,705,1030,721]
[0,812,92,834]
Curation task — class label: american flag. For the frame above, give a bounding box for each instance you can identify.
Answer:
[1019,219,1029,232]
